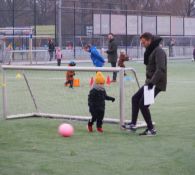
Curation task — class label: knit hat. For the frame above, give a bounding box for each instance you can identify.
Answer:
[95,71,105,85]
[69,61,76,66]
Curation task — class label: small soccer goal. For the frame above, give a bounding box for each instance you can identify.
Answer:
[1,65,147,129]
[0,34,55,64]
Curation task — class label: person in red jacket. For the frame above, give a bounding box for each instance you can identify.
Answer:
[118,49,130,76]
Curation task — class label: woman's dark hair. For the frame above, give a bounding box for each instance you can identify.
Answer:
[140,32,153,41]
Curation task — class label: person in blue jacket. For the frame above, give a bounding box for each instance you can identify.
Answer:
[84,44,105,67]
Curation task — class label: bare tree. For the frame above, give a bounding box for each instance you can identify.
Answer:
[1,0,195,29]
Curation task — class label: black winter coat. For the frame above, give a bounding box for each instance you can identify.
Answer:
[145,37,167,91]
[107,39,118,63]
[48,42,55,52]
[88,88,114,112]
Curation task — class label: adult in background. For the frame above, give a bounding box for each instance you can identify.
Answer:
[106,33,118,82]
[122,32,167,136]
[48,39,55,61]
[84,44,105,67]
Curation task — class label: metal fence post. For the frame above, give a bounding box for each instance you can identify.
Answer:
[125,6,128,54]
[109,4,111,33]
[58,0,62,48]
[34,0,37,50]
[73,2,76,59]
[156,15,158,35]
[55,0,57,46]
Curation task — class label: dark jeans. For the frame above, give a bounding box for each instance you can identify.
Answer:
[89,109,105,128]
[111,62,117,81]
[57,59,61,66]
[49,51,54,61]
[65,80,73,88]
[131,86,161,130]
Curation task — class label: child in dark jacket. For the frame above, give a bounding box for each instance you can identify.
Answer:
[65,61,76,88]
[118,49,130,76]
[88,72,115,133]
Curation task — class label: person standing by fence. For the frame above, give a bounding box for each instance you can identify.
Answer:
[48,39,55,61]
[106,33,118,82]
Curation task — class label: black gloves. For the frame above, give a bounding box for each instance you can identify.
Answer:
[148,83,154,90]
[111,97,115,102]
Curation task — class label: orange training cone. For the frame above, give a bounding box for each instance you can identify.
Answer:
[106,75,111,86]
[90,77,94,87]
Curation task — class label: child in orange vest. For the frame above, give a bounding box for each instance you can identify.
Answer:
[65,61,76,88]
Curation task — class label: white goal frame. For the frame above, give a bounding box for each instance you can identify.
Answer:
[1,65,147,129]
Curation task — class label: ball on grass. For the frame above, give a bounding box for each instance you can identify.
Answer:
[58,123,74,137]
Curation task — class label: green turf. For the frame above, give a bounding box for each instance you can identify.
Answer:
[0,61,195,175]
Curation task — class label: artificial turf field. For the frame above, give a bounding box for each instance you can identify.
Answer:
[0,60,195,175]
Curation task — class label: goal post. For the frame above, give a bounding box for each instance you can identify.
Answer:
[1,65,146,129]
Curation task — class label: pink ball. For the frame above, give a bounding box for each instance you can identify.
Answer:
[58,123,74,137]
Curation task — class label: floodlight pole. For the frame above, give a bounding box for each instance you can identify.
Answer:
[58,0,62,48]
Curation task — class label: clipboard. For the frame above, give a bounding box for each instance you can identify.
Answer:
[144,85,155,105]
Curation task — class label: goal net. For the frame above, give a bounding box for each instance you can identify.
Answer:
[0,35,54,64]
[1,65,146,128]
[5,50,49,64]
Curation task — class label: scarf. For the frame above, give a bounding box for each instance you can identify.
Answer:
[144,37,162,65]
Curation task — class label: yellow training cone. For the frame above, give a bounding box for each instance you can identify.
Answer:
[16,73,22,80]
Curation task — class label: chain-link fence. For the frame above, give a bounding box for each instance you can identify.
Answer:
[0,0,195,63]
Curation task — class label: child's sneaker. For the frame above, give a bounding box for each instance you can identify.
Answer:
[139,128,156,136]
[87,124,93,132]
[97,128,103,133]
